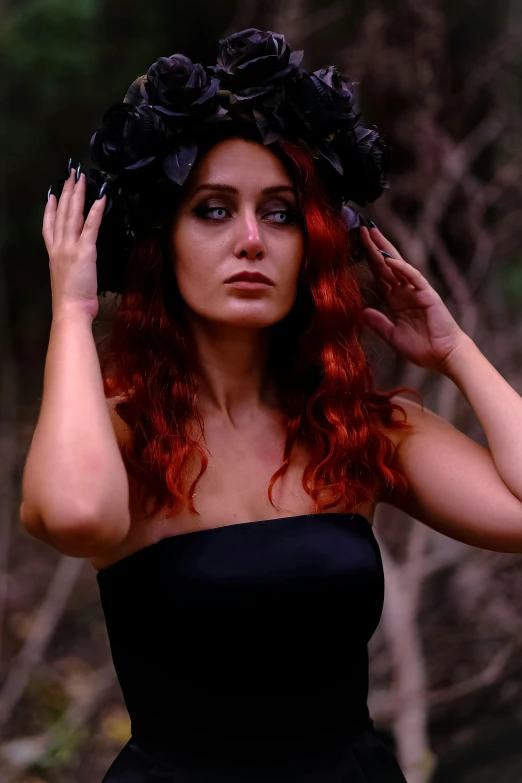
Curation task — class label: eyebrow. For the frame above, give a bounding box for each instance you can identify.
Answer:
[191,183,298,198]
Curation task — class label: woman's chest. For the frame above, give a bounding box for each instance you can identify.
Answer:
[90,422,379,571]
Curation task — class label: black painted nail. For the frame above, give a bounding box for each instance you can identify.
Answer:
[379,250,394,259]
[47,185,52,202]
[75,163,82,182]
[66,157,72,177]
[368,220,378,229]
[97,182,107,199]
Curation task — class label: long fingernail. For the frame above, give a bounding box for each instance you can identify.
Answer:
[97,182,107,199]
[75,163,82,182]
[368,220,378,229]
[379,250,394,259]
[66,157,72,177]
[47,185,52,202]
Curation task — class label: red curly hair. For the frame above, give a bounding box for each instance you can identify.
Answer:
[96,124,422,520]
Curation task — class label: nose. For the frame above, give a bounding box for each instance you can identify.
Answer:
[233,209,265,260]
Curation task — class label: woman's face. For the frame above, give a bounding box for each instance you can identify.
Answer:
[170,137,305,330]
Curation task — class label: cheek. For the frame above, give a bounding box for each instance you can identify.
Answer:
[274,239,304,306]
[285,233,305,279]
[174,259,212,307]
[172,228,214,290]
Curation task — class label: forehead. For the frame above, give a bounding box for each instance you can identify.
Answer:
[190,137,294,188]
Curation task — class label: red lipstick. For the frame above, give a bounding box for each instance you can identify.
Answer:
[225,271,274,285]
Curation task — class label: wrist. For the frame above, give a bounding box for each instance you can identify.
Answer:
[440,334,476,381]
[52,301,95,324]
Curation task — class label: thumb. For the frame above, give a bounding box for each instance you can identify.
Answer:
[361,308,395,343]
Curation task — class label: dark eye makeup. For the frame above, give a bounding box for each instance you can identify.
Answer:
[192,204,301,226]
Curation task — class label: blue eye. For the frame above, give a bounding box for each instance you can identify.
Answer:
[269,211,291,224]
[194,207,298,224]
[198,207,229,220]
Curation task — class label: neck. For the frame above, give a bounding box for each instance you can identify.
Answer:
[187,314,280,427]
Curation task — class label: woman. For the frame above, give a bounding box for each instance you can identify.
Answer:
[24,28,522,783]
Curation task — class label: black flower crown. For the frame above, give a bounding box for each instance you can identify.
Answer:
[53,28,391,295]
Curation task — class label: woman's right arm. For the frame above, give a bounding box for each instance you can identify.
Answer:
[20,304,131,557]
[20,166,130,558]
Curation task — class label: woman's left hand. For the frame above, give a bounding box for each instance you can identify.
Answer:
[359,224,468,373]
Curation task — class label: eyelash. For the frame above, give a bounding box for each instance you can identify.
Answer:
[194,206,298,225]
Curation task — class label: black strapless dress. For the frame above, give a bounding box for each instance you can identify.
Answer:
[96,512,407,781]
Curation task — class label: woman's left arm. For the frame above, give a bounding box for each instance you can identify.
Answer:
[441,336,522,505]
[360,224,522,552]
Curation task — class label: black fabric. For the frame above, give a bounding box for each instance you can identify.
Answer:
[96,512,407,781]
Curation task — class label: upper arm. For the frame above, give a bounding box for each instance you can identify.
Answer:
[380,395,522,553]
[20,394,133,556]
[19,402,131,542]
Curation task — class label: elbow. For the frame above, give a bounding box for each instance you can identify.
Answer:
[46,521,129,558]
[21,505,130,559]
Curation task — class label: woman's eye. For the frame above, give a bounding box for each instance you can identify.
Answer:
[267,210,293,224]
[194,207,297,224]
[196,207,230,220]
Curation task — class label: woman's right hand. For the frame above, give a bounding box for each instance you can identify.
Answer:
[43,167,107,321]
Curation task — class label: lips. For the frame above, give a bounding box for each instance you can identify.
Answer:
[225,272,274,285]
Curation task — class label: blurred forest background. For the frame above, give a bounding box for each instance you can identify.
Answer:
[2,0,522,781]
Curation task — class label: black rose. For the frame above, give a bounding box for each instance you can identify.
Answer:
[211,28,303,97]
[123,74,148,107]
[333,125,392,206]
[313,65,358,108]
[144,54,222,124]
[90,103,167,175]
[281,68,359,144]
[341,205,364,231]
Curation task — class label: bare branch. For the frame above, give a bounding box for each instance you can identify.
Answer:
[0,661,117,774]
[428,643,516,707]
[0,556,84,730]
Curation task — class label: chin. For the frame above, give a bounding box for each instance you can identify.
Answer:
[188,300,293,330]
[225,302,294,327]
[217,312,284,329]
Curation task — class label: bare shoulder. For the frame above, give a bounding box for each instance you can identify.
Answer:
[372,393,522,551]
[373,393,421,453]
